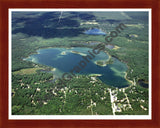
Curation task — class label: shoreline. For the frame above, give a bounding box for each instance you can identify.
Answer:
[21,41,135,88]
[124,72,134,87]
[93,48,112,67]
[70,50,87,56]
[104,49,112,63]
[104,50,134,88]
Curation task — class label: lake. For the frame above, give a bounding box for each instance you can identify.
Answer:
[24,47,130,88]
[84,28,106,35]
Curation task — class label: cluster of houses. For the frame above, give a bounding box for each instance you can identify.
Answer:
[109,88,133,114]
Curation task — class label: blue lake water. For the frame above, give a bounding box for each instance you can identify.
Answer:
[84,28,106,35]
[25,47,130,88]
[105,44,115,49]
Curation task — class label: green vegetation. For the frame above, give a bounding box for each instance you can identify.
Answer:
[11,11,149,115]
[95,58,113,66]
[117,91,126,100]
[12,74,112,115]
[106,22,149,82]
[115,85,148,115]
[13,67,44,75]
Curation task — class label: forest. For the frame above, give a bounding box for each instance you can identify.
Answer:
[12,74,112,115]
[11,11,149,115]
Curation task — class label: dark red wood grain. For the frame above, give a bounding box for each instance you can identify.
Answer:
[0,0,160,127]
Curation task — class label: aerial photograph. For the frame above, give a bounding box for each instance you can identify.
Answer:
[10,10,150,116]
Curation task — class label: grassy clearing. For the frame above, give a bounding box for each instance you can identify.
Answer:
[13,67,44,75]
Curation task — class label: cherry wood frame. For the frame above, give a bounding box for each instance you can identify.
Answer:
[0,0,160,128]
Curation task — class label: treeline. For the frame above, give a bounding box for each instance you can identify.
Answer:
[106,25,149,82]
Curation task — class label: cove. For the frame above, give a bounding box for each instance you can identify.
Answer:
[24,47,130,88]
